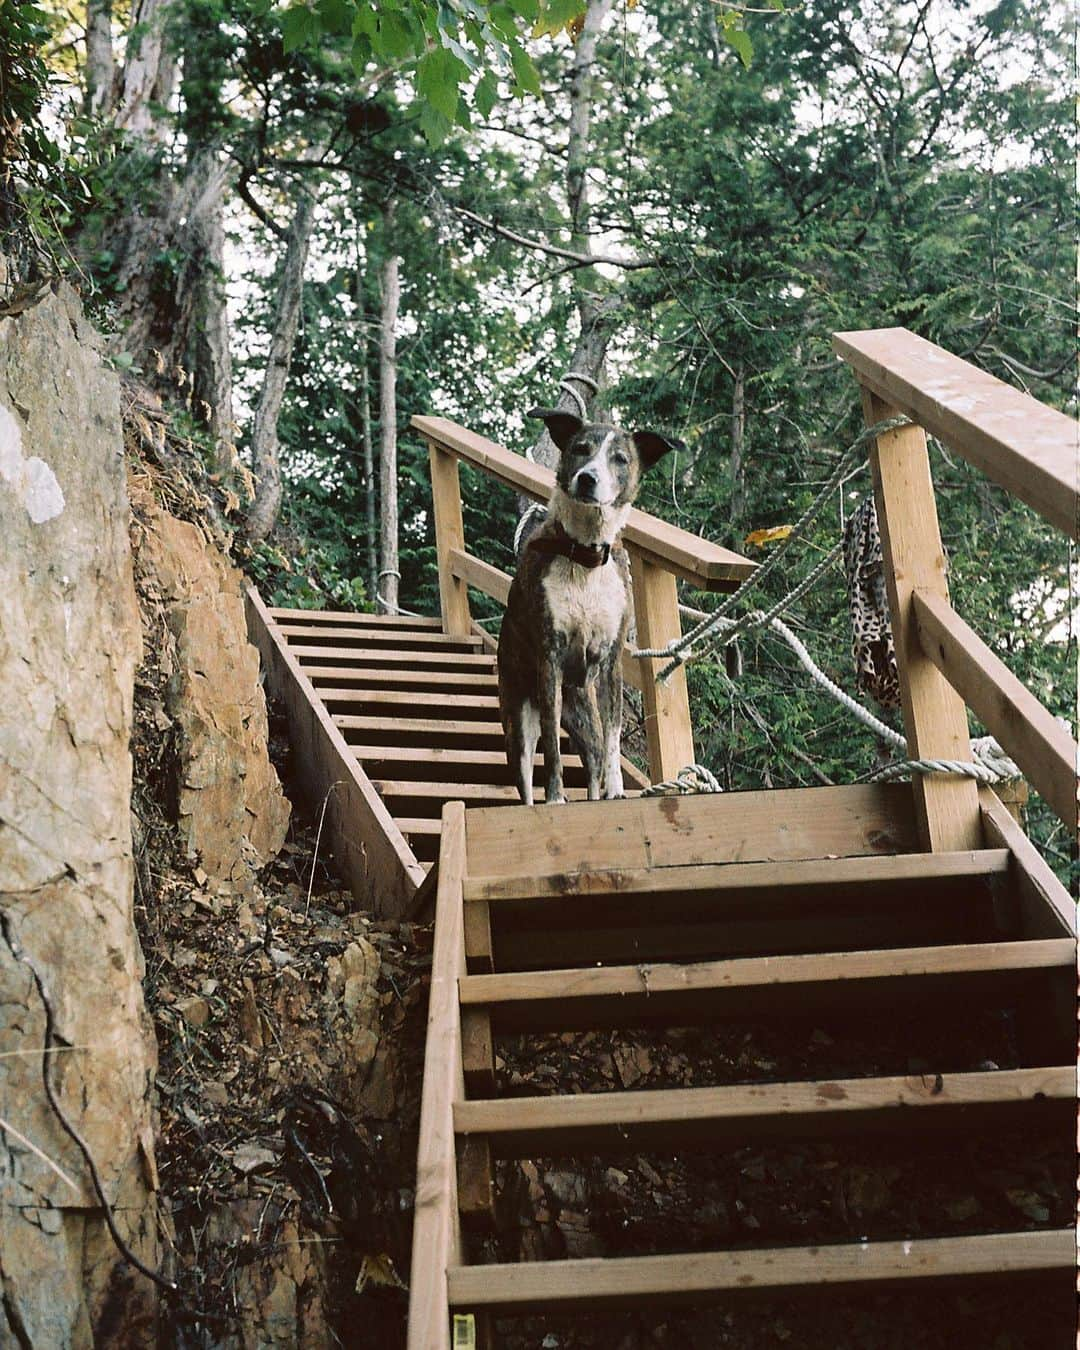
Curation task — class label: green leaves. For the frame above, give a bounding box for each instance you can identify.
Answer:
[278,0,543,143]
[718,8,753,68]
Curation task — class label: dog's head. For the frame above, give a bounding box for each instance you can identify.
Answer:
[529,408,684,509]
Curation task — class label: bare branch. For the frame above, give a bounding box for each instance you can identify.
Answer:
[453,203,655,271]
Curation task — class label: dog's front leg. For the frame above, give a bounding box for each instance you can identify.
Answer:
[539,654,566,804]
[505,699,540,806]
[563,685,604,800]
[599,652,625,800]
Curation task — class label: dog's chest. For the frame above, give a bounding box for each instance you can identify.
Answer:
[541,558,627,649]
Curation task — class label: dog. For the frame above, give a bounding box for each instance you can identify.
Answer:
[497,408,682,805]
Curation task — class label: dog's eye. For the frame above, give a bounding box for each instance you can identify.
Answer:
[613,451,630,466]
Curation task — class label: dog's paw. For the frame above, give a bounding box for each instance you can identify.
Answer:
[546,793,568,806]
[604,791,626,801]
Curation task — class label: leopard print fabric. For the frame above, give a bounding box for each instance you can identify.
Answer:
[842,496,901,710]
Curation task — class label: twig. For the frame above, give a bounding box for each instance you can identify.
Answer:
[0,1114,81,1194]
[306,781,344,918]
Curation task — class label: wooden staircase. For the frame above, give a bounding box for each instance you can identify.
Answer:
[410,789,1076,1346]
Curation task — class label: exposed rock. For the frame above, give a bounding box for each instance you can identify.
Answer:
[131,502,290,889]
[0,277,159,1345]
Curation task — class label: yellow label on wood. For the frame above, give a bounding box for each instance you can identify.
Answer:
[452,1314,476,1349]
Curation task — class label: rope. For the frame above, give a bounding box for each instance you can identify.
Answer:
[636,416,910,682]
[642,763,722,796]
[375,568,427,620]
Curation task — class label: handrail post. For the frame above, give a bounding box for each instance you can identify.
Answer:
[860,388,982,852]
[630,553,695,784]
[427,440,473,638]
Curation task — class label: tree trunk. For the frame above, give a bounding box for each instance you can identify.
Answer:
[377,211,401,613]
[730,364,746,528]
[85,0,115,116]
[361,324,377,606]
[528,0,618,477]
[244,193,316,543]
[115,0,171,135]
[189,154,235,471]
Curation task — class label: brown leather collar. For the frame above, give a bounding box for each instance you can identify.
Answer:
[528,532,612,569]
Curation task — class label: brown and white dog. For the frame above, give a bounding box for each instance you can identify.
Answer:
[497,408,682,805]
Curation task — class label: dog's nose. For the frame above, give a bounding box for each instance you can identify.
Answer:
[574,468,599,500]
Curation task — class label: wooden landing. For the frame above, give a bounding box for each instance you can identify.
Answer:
[408,791,1077,1347]
[244,589,649,914]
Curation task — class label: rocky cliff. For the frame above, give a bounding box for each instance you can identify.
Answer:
[0,271,160,1345]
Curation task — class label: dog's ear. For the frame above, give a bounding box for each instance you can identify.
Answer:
[528,407,583,451]
[633,430,685,470]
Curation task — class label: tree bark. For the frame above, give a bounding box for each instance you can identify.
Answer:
[361,322,378,606]
[377,208,401,613]
[85,0,115,116]
[528,0,618,477]
[115,0,171,135]
[244,193,316,543]
[730,364,746,528]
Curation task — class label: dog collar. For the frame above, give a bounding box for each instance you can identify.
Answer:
[528,534,612,569]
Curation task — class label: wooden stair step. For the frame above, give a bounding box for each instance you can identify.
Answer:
[269,607,442,628]
[447,1230,1073,1314]
[279,624,482,651]
[455,1066,1075,1157]
[359,751,587,789]
[317,690,501,717]
[396,816,444,836]
[303,666,500,691]
[464,849,1012,904]
[335,714,509,740]
[295,649,496,669]
[459,938,1076,1032]
[372,780,590,809]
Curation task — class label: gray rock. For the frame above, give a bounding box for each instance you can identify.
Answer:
[0,278,159,1345]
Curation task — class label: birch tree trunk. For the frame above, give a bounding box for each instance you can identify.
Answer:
[244,193,316,543]
[378,210,401,613]
[730,364,746,527]
[529,0,618,475]
[361,327,378,605]
[115,0,171,135]
[85,0,115,115]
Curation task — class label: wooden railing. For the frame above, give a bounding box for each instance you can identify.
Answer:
[834,327,1079,850]
[411,414,755,783]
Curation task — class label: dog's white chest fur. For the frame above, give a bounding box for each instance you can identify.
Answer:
[542,558,626,650]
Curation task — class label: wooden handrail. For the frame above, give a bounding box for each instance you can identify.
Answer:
[411,414,754,591]
[912,589,1078,834]
[836,328,1079,844]
[833,328,1078,540]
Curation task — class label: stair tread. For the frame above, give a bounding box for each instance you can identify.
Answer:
[463,848,1012,904]
[279,625,482,648]
[269,607,442,628]
[373,780,590,801]
[304,666,499,689]
[447,1230,1073,1310]
[458,938,1075,1029]
[455,1065,1076,1155]
[297,650,495,668]
[355,745,583,768]
[318,690,500,709]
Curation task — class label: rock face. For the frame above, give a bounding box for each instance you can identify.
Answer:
[133,505,290,890]
[0,277,159,1344]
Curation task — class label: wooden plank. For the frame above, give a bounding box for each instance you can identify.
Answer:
[455,1066,1075,1158]
[463,784,919,879]
[335,714,507,740]
[304,667,500,691]
[463,899,494,974]
[354,745,583,771]
[913,589,1078,834]
[373,781,592,806]
[630,554,695,782]
[464,848,1009,904]
[459,939,1075,1033]
[428,443,473,637]
[278,624,482,650]
[396,816,444,836]
[269,607,442,628]
[456,1134,495,1232]
[833,328,1079,540]
[979,788,1077,938]
[460,1006,496,1097]
[244,586,423,916]
[861,387,982,852]
[411,414,755,591]
[448,546,511,606]
[294,649,496,669]
[318,690,500,715]
[448,1230,1074,1313]
[407,803,467,1350]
